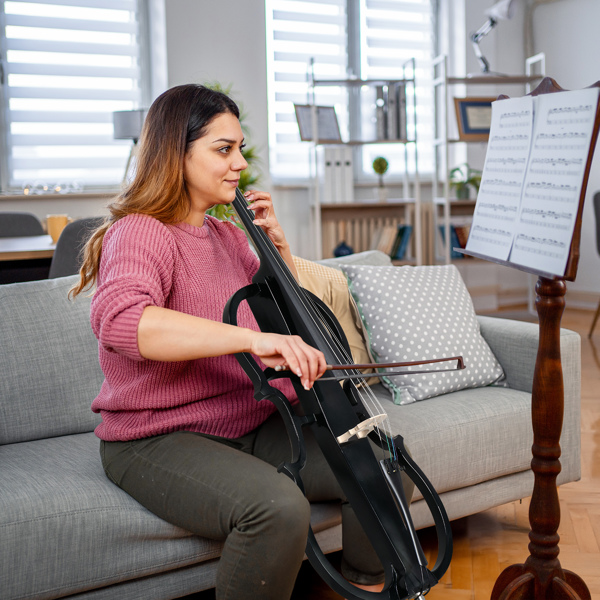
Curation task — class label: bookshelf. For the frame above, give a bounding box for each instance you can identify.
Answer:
[319,200,416,263]
[305,58,422,264]
[432,53,546,264]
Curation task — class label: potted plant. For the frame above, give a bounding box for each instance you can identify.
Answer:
[449,163,482,200]
[372,156,389,201]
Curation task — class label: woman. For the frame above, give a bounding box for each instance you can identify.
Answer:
[72,84,394,599]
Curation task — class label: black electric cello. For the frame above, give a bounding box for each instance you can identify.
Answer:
[223,188,454,600]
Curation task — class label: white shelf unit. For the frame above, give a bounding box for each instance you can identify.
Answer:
[432,53,546,264]
[306,58,422,264]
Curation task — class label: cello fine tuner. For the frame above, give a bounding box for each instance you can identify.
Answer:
[336,413,388,445]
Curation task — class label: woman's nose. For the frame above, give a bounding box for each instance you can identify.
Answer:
[232,151,248,171]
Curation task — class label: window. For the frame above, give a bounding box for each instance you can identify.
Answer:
[266,0,435,181]
[0,0,147,193]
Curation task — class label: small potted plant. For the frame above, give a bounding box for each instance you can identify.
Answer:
[449,163,482,200]
[372,156,389,201]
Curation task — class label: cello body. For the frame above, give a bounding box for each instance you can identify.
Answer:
[223,189,452,600]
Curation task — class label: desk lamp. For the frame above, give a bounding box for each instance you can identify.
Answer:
[113,109,147,183]
[470,0,517,74]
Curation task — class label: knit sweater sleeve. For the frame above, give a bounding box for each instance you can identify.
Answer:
[91,214,175,361]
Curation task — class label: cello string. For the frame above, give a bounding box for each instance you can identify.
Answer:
[235,192,397,457]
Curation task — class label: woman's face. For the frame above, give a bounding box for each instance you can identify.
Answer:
[183,112,248,226]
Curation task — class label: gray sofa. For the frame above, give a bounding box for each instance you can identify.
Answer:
[0,257,581,599]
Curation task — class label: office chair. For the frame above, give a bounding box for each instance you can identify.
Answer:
[0,212,44,237]
[588,191,600,338]
[48,217,105,279]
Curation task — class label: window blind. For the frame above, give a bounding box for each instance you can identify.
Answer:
[266,0,435,180]
[359,0,434,176]
[0,0,143,191]
[266,0,349,180]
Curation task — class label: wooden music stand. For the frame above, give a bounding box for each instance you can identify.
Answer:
[458,78,600,600]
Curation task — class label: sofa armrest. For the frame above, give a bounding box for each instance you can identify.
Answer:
[477,315,582,484]
[477,315,581,395]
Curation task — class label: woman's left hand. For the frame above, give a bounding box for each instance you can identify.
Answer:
[245,190,287,250]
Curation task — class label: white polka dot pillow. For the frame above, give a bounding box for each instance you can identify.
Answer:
[340,264,505,404]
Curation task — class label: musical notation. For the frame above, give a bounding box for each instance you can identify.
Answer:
[466,86,600,276]
[530,157,583,168]
[477,203,518,213]
[547,103,595,126]
[529,156,583,176]
[526,181,578,193]
[499,110,531,129]
[475,202,518,221]
[470,225,513,246]
[513,234,567,260]
[519,208,572,231]
[486,157,527,166]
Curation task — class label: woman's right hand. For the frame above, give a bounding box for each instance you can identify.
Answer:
[249,332,327,391]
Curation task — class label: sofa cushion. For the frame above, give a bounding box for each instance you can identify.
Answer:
[368,383,533,499]
[341,264,504,404]
[0,433,220,599]
[0,276,103,444]
[0,432,342,600]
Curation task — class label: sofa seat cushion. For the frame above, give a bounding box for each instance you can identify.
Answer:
[367,383,533,500]
[0,432,339,600]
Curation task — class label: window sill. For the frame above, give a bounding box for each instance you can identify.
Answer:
[0,191,117,202]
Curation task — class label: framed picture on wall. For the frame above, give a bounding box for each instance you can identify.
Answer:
[454,97,496,141]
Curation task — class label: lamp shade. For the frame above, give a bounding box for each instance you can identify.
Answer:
[113,109,147,141]
[485,0,516,21]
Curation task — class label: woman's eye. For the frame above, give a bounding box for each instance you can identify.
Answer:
[240,143,247,152]
[218,146,231,154]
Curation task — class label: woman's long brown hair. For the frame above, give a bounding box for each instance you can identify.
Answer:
[70,84,239,298]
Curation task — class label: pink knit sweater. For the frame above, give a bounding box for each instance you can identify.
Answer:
[90,213,294,441]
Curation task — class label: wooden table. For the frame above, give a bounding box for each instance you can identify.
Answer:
[0,235,55,261]
[0,235,55,284]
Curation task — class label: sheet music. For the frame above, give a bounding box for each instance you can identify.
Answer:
[466,96,534,260]
[509,87,600,275]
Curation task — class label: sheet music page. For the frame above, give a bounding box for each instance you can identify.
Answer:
[509,87,600,275]
[465,96,534,260]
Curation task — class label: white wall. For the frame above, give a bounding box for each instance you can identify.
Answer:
[164,0,271,189]
[532,0,600,305]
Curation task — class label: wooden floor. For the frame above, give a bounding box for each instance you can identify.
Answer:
[187,307,600,599]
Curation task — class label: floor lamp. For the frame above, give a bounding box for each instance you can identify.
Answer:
[113,109,147,183]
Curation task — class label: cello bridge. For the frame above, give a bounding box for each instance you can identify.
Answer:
[336,413,387,444]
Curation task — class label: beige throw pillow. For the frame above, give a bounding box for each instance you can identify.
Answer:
[292,256,375,378]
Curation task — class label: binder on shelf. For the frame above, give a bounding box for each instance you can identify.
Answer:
[397,84,408,140]
[386,83,408,140]
[390,224,413,260]
[386,84,398,140]
[317,146,336,204]
[332,147,345,203]
[340,146,355,204]
[317,146,354,204]
[375,85,387,140]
